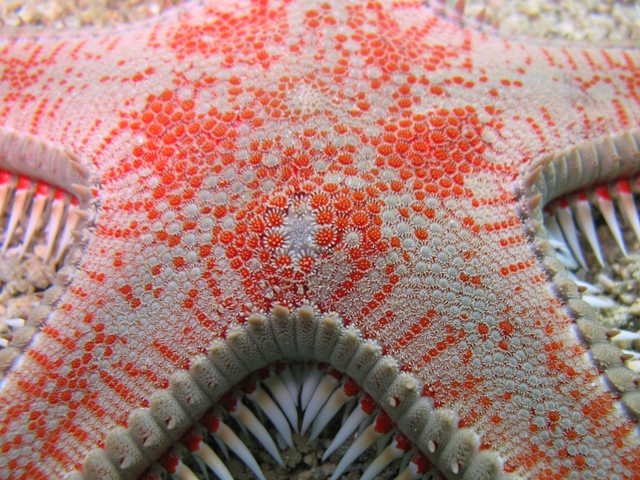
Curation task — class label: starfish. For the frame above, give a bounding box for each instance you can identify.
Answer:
[1,0,640,478]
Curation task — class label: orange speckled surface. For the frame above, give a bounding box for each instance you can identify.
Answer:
[0,1,639,478]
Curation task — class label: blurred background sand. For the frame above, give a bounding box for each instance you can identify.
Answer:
[0,0,637,44]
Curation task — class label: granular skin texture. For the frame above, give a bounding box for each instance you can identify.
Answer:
[0,1,639,478]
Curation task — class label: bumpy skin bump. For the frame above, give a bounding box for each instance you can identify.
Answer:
[440,428,479,475]
[531,130,640,202]
[346,340,383,384]
[383,373,421,420]
[553,276,581,301]
[168,371,212,420]
[421,409,459,454]
[208,340,251,383]
[313,314,342,362]
[462,451,503,480]
[293,306,319,359]
[329,327,362,371]
[126,409,172,460]
[246,313,282,363]
[576,318,610,344]
[1,0,640,478]
[590,342,625,369]
[148,390,192,439]
[226,324,267,369]
[622,391,640,417]
[82,449,123,480]
[566,298,598,320]
[396,397,434,441]
[604,366,639,393]
[104,427,148,478]
[189,356,232,400]
[269,305,298,359]
[0,126,92,195]
[362,356,400,401]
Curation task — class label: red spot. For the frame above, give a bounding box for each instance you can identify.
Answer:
[239,378,258,395]
[158,450,180,473]
[200,411,220,432]
[220,393,238,412]
[173,257,185,269]
[181,429,203,452]
[373,411,394,434]
[499,321,514,336]
[411,453,432,473]
[315,227,336,247]
[343,379,360,397]
[360,395,377,415]
[394,432,412,452]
